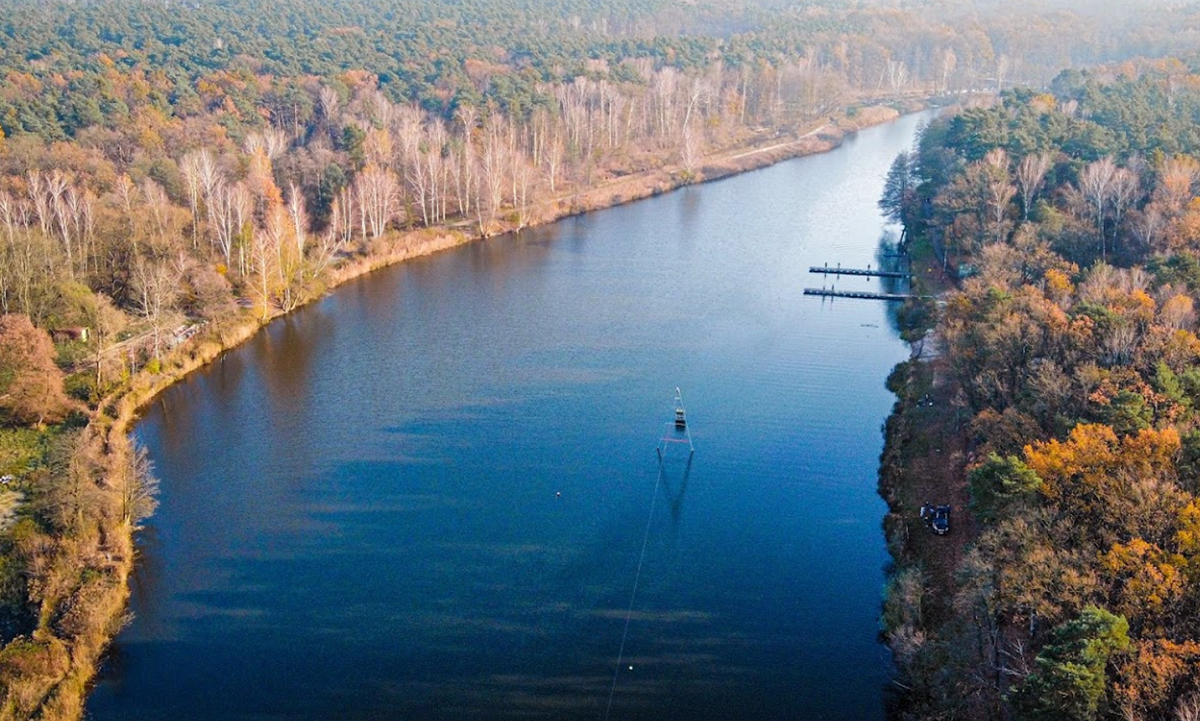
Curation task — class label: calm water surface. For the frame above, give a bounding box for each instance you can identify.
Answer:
[87,113,930,720]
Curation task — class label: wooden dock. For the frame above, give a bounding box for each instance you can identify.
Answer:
[809,264,910,279]
[803,288,912,301]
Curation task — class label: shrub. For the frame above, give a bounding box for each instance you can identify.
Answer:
[63,374,98,406]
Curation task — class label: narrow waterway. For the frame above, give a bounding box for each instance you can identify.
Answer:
[88,112,930,720]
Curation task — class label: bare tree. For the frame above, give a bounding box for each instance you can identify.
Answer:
[326,186,356,249]
[681,75,712,131]
[114,174,138,246]
[140,178,178,249]
[425,118,449,224]
[477,117,509,236]
[313,203,350,276]
[248,217,280,319]
[939,48,958,94]
[394,105,425,225]
[681,123,703,177]
[371,90,396,130]
[78,189,96,278]
[1015,152,1053,220]
[983,149,1015,244]
[85,292,127,388]
[130,256,181,360]
[1129,204,1167,252]
[1079,157,1118,260]
[0,229,53,321]
[16,169,91,280]
[318,86,341,137]
[651,67,680,142]
[230,181,254,274]
[244,128,289,160]
[543,123,564,194]
[601,82,628,149]
[511,152,535,229]
[118,440,159,526]
[353,165,399,239]
[886,59,909,97]
[286,183,309,260]
[453,105,479,216]
[205,178,234,267]
[1110,167,1140,251]
[27,171,52,237]
[0,191,27,242]
[995,54,1010,91]
[42,170,79,276]
[180,149,220,248]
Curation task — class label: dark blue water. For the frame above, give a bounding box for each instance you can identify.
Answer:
[87,113,928,720]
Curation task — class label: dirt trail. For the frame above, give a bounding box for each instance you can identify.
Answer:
[902,358,974,620]
[723,124,829,161]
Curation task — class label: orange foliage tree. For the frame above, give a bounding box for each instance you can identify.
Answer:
[0,314,73,427]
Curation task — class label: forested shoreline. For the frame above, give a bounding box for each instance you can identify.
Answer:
[2,0,1200,718]
[881,58,1200,721]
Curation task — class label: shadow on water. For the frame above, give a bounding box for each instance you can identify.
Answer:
[658,453,692,530]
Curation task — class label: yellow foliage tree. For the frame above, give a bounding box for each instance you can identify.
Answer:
[1101,538,1186,633]
[1025,424,1185,546]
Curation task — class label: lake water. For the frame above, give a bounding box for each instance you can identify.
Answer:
[87,112,929,720]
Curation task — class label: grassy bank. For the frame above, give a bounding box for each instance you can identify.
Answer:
[0,102,910,721]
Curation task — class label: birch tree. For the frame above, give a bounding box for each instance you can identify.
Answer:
[130,256,181,360]
[1016,152,1053,221]
[353,165,398,239]
[1079,157,1117,260]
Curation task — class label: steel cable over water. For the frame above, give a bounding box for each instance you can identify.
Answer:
[603,459,667,721]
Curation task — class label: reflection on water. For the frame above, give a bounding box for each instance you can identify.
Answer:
[87,112,933,721]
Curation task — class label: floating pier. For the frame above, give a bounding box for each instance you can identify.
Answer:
[809,264,910,279]
[803,287,913,301]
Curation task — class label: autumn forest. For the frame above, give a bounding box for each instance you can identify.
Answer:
[2,0,1200,719]
[882,61,1200,721]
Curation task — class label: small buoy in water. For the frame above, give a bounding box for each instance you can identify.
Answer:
[629,665,633,670]
[556,491,561,498]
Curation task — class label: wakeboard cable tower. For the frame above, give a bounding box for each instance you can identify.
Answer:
[657,387,694,458]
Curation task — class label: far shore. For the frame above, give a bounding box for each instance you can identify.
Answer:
[111,103,914,432]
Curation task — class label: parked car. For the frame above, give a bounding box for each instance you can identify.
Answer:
[919,503,951,535]
[930,505,950,535]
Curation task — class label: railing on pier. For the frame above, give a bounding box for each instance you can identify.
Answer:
[803,288,913,302]
[809,264,911,279]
